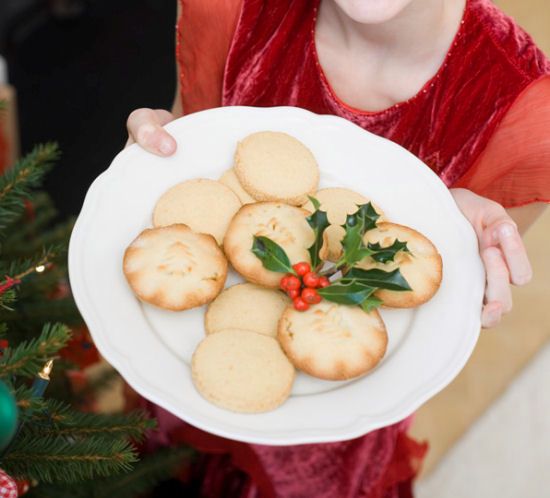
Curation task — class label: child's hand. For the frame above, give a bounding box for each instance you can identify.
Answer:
[126,108,177,156]
[450,188,532,329]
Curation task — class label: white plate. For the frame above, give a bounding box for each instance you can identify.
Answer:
[69,106,484,445]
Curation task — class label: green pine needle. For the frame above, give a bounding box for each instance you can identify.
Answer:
[0,143,60,233]
[30,400,156,442]
[2,434,138,483]
[27,446,194,498]
[0,322,71,378]
[90,446,194,498]
[13,385,48,417]
[0,245,61,278]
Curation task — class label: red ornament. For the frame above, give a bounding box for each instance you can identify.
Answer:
[15,479,30,496]
[0,468,18,498]
[292,261,311,277]
[58,326,99,369]
[0,276,21,296]
[23,200,36,221]
[302,272,320,288]
[0,339,8,358]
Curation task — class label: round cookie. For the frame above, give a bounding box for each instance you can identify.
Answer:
[153,178,241,244]
[123,224,227,311]
[234,131,319,205]
[192,329,295,413]
[219,168,255,204]
[319,224,345,262]
[278,302,387,381]
[358,222,443,308]
[205,283,290,337]
[302,187,384,225]
[224,202,315,288]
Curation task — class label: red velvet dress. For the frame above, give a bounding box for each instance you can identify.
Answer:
[139,0,550,496]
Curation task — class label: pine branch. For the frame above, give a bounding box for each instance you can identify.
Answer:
[13,385,48,417]
[0,143,60,233]
[7,218,75,260]
[1,434,138,483]
[1,245,62,278]
[0,247,61,308]
[2,195,58,255]
[0,297,82,328]
[0,323,71,378]
[28,447,194,498]
[29,400,156,442]
[91,446,194,498]
[0,288,17,310]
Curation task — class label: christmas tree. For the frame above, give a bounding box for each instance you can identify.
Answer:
[0,103,191,497]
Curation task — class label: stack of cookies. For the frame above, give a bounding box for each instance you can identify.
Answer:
[123,131,442,414]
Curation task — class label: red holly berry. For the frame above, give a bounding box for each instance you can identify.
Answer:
[292,261,311,277]
[318,276,330,288]
[279,275,291,290]
[285,275,302,291]
[301,287,321,304]
[293,297,310,311]
[302,271,320,288]
[287,288,300,299]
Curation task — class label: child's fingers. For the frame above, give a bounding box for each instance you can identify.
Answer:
[482,246,513,315]
[126,108,177,156]
[490,222,532,286]
[481,301,503,329]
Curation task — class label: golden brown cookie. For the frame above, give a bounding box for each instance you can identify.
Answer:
[123,224,227,311]
[234,131,319,205]
[153,178,241,244]
[192,328,295,413]
[278,302,388,380]
[224,202,315,288]
[318,224,345,263]
[219,168,255,204]
[205,283,290,337]
[302,187,384,225]
[358,222,443,307]
[303,188,385,262]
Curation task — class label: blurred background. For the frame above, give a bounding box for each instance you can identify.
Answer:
[0,0,176,215]
[0,1,548,497]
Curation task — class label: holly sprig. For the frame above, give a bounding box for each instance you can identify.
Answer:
[252,236,295,274]
[305,196,330,269]
[250,198,412,312]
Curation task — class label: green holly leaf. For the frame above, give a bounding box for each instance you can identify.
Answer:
[344,267,411,291]
[353,202,380,232]
[317,279,376,305]
[360,295,383,313]
[338,221,372,267]
[306,196,330,270]
[308,195,321,211]
[336,202,381,267]
[367,239,410,263]
[251,236,294,274]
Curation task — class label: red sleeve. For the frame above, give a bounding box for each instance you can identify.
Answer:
[453,76,550,208]
[176,0,243,115]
